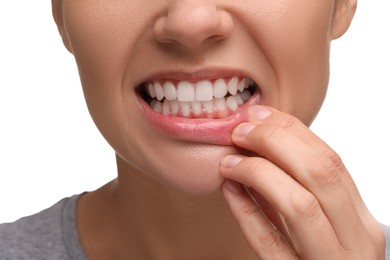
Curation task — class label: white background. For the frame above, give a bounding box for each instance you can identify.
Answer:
[0,1,389,225]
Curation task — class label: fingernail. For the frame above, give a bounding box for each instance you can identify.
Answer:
[249,106,271,121]
[223,180,243,194]
[221,155,243,168]
[233,123,255,137]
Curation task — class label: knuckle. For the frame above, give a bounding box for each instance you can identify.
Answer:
[257,229,285,251]
[309,148,344,185]
[242,158,283,187]
[291,192,322,220]
[241,200,261,218]
[259,125,282,146]
[281,114,298,130]
[245,157,269,175]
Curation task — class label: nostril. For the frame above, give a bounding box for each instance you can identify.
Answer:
[206,34,224,43]
[152,4,234,50]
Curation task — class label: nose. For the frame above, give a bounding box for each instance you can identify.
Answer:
[153,1,234,49]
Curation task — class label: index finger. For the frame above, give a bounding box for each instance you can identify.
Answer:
[245,105,367,213]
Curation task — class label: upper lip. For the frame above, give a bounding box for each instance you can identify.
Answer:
[134,67,260,86]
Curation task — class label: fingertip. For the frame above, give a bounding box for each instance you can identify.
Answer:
[223,180,244,195]
[232,123,256,137]
[220,155,243,169]
[248,106,272,121]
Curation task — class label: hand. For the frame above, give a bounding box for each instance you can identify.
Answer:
[220,105,385,259]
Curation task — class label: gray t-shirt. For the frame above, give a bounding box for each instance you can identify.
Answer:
[1,195,390,259]
[0,195,87,260]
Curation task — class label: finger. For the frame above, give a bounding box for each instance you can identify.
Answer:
[249,106,383,246]
[222,180,298,260]
[221,155,344,259]
[238,106,382,255]
[247,188,296,250]
[247,105,367,213]
[230,122,373,251]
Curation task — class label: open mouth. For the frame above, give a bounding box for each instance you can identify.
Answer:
[137,76,257,119]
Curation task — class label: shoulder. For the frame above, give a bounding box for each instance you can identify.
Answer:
[0,195,84,260]
[383,224,390,260]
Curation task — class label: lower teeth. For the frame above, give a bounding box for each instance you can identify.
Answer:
[149,90,252,118]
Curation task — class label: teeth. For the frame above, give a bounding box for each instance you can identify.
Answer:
[147,83,156,98]
[169,99,180,115]
[226,96,238,111]
[195,80,213,101]
[151,100,162,113]
[214,97,226,111]
[148,90,253,118]
[191,101,202,116]
[179,101,191,117]
[213,79,228,98]
[145,77,255,118]
[238,78,245,92]
[240,90,252,102]
[177,81,195,102]
[234,94,244,106]
[162,100,170,115]
[155,83,164,101]
[163,82,176,101]
[227,77,239,95]
[202,100,214,113]
[148,77,250,102]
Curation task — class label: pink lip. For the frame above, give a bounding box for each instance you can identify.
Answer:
[134,68,254,86]
[138,92,260,145]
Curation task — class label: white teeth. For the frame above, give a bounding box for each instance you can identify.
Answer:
[238,78,245,92]
[195,80,213,101]
[234,94,244,106]
[151,100,162,113]
[227,77,239,95]
[155,83,164,101]
[162,100,170,115]
[203,100,214,113]
[180,101,191,117]
[191,101,202,116]
[163,82,176,101]
[146,77,255,118]
[147,83,156,98]
[240,90,252,103]
[226,96,238,111]
[213,79,228,98]
[214,97,226,111]
[148,77,251,102]
[177,81,195,102]
[149,92,253,118]
[169,99,180,115]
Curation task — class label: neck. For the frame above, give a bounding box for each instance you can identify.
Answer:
[77,155,256,259]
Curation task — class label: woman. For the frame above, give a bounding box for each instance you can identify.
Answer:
[1,0,388,259]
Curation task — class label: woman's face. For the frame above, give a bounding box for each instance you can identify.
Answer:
[54,0,354,194]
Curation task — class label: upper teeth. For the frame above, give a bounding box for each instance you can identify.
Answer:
[144,77,256,118]
[147,77,249,102]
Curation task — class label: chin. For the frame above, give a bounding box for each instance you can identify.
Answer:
[166,165,226,196]
[148,142,240,196]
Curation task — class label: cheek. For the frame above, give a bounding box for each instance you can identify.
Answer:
[241,1,334,124]
[61,0,158,104]
[61,2,151,149]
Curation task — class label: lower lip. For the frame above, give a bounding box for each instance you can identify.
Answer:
[138,93,261,145]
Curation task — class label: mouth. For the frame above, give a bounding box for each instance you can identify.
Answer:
[137,76,257,119]
[136,74,260,145]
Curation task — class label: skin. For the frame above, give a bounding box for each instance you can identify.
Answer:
[52,0,385,259]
